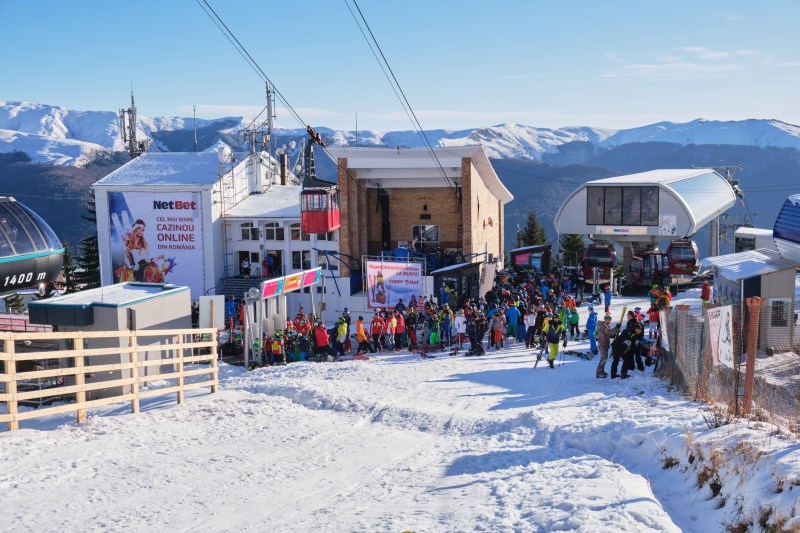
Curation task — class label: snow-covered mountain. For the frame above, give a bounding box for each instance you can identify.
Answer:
[3,101,800,166]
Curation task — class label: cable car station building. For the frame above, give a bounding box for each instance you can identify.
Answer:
[555,169,738,270]
[329,145,513,276]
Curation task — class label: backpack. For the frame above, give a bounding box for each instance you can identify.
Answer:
[547,325,561,344]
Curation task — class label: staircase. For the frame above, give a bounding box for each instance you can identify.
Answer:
[219,277,265,325]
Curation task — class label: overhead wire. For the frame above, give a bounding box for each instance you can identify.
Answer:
[346,0,459,199]
[195,0,382,209]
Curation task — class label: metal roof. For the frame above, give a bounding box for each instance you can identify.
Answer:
[699,248,798,282]
[586,168,711,185]
[430,262,479,275]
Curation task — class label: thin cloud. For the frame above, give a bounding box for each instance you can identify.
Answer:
[674,46,760,60]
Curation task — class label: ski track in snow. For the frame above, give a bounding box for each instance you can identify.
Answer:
[1,295,790,532]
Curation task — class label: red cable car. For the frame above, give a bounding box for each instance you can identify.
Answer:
[300,126,341,234]
[581,244,616,284]
[666,240,699,278]
[629,249,669,290]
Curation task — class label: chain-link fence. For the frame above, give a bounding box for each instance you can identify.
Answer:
[656,297,800,432]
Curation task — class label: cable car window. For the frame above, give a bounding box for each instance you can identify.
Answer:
[0,204,35,254]
[669,246,696,261]
[604,187,623,225]
[4,201,47,250]
[622,188,641,226]
[14,202,61,249]
[586,187,604,225]
[641,186,659,225]
[0,230,12,258]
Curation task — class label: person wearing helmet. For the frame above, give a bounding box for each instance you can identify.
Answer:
[585,305,598,354]
[603,285,613,314]
[545,317,566,369]
[334,317,348,358]
[270,331,286,365]
[595,314,614,378]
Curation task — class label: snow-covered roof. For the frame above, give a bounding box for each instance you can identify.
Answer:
[509,244,550,254]
[698,248,798,282]
[28,282,188,308]
[586,168,710,185]
[734,227,773,236]
[93,152,229,188]
[325,145,513,203]
[225,186,302,219]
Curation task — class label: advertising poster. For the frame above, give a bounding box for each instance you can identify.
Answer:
[707,305,734,368]
[365,260,423,309]
[108,191,204,296]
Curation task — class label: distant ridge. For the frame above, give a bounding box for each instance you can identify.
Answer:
[2,101,800,166]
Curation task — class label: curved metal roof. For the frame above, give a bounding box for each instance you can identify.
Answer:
[0,197,63,258]
[554,169,737,240]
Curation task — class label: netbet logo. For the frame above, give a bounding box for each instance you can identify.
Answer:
[153,200,197,210]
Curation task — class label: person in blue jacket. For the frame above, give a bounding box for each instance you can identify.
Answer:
[603,285,613,313]
[505,303,521,341]
[585,305,598,354]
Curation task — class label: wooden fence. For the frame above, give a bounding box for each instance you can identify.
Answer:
[0,328,218,431]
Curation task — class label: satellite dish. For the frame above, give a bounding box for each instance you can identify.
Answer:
[248,287,260,299]
[288,140,296,150]
[217,145,232,164]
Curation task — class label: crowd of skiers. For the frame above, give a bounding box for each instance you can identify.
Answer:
[230,265,669,378]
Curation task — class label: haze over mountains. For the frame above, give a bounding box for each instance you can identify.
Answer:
[1,101,798,256]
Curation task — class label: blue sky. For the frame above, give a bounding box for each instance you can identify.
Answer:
[3,0,799,131]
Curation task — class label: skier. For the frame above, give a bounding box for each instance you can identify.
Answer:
[312,322,333,360]
[454,310,467,349]
[595,314,614,378]
[585,305,598,354]
[523,307,538,349]
[545,317,567,369]
[568,306,580,340]
[370,312,385,352]
[335,317,348,358]
[474,310,488,355]
[270,331,286,365]
[603,285,613,313]
[610,322,643,378]
[505,303,520,342]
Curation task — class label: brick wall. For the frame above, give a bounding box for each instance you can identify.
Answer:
[462,158,503,260]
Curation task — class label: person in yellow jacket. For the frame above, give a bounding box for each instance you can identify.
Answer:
[545,318,567,369]
[335,317,348,357]
[355,316,375,354]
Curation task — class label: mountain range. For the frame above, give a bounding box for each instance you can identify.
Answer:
[1,101,798,260]
[3,101,800,165]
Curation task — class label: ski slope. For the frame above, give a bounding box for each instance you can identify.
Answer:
[2,295,799,532]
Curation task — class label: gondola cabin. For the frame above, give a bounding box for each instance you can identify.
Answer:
[300,188,341,234]
[629,250,669,290]
[581,244,616,284]
[0,197,63,297]
[666,240,699,278]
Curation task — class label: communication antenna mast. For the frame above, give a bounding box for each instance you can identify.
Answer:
[118,91,150,158]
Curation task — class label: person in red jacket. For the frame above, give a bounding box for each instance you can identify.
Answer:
[294,308,311,336]
[370,312,385,352]
[394,310,406,350]
[701,279,712,308]
[313,322,333,359]
[647,306,660,339]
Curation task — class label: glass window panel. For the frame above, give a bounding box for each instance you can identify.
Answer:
[641,186,659,226]
[0,204,35,254]
[586,187,604,225]
[17,203,61,250]
[6,202,47,250]
[0,231,13,258]
[291,223,301,240]
[622,188,641,226]
[604,187,622,225]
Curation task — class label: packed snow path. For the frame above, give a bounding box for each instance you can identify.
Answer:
[4,328,747,533]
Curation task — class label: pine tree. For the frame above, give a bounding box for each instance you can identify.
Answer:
[62,242,78,294]
[75,190,101,289]
[559,234,585,266]
[517,207,549,247]
[5,293,24,313]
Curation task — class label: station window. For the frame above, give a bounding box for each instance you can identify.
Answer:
[586,186,659,226]
[316,230,337,242]
[264,222,284,241]
[290,223,310,241]
[292,250,312,270]
[412,224,439,252]
[240,222,258,240]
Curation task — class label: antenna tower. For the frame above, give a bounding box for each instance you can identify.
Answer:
[118,91,150,158]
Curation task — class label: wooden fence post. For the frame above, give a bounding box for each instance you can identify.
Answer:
[176,334,184,405]
[210,330,218,394]
[742,297,763,416]
[74,335,87,424]
[6,336,18,431]
[130,331,140,414]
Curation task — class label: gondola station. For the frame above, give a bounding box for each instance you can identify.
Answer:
[554,169,739,291]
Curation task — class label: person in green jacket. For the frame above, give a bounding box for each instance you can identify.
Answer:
[569,308,580,340]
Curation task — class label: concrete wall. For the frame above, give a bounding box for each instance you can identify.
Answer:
[462,158,503,259]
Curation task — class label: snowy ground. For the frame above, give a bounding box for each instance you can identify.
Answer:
[2,295,799,532]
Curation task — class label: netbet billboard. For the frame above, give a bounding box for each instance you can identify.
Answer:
[108,191,204,295]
